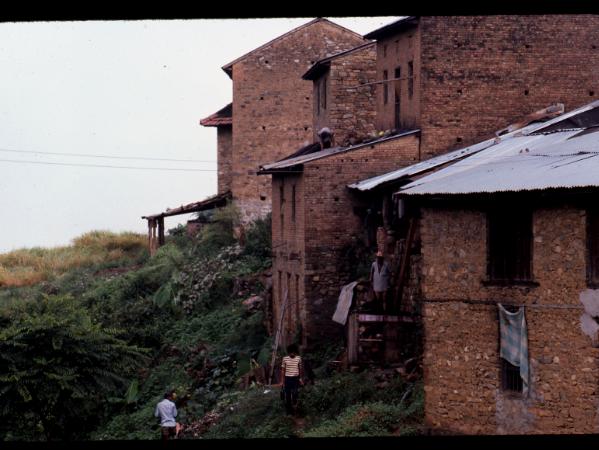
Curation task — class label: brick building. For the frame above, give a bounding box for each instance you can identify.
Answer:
[393,100,599,434]
[364,15,599,159]
[200,103,233,196]
[302,42,377,147]
[201,18,367,223]
[259,130,420,347]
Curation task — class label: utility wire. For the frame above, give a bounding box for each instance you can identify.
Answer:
[0,158,217,172]
[0,147,216,163]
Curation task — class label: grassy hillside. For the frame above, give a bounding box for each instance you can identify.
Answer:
[0,207,424,441]
[0,231,147,288]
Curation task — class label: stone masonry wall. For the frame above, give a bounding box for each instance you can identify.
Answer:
[231,20,365,223]
[419,15,599,159]
[420,205,599,434]
[313,44,377,146]
[216,126,232,195]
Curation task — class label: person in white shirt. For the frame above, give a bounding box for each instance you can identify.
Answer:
[280,344,304,415]
[154,390,178,441]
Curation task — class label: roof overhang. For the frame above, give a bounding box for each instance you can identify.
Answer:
[142,191,231,221]
[258,129,420,175]
[364,16,419,40]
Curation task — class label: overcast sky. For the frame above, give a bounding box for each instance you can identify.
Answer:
[0,17,396,253]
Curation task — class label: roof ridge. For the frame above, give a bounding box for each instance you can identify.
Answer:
[221,17,364,75]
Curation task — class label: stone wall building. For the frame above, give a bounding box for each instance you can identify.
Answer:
[365,15,599,159]
[394,101,599,434]
[201,18,367,223]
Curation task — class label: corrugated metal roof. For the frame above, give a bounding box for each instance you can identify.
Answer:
[350,100,599,194]
[399,128,599,196]
[257,129,419,174]
[347,138,497,191]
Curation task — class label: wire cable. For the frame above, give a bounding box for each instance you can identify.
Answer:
[0,158,217,172]
[0,147,215,163]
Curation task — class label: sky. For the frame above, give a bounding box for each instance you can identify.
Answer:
[0,17,397,253]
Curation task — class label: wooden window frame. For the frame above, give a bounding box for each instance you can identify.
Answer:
[485,208,536,286]
[587,208,599,288]
[383,70,388,105]
[394,66,401,129]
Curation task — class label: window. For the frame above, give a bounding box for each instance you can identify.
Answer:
[408,61,414,99]
[501,359,523,393]
[321,76,327,110]
[278,270,282,309]
[316,80,321,115]
[291,185,296,223]
[487,208,533,283]
[383,70,388,105]
[394,67,401,129]
[588,208,599,286]
[287,272,292,334]
[279,183,285,235]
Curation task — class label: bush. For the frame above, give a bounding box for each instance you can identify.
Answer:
[242,213,271,259]
[0,295,148,441]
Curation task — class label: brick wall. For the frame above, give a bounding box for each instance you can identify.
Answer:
[271,173,306,348]
[375,25,421,131]
[312,44,377,145]
[420,203,599,434]
[231,20,366,223]
[419,15,599,159]
[270,134,420,348]
[216,125,232,194]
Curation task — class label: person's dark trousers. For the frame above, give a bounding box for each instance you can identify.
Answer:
[161,426,176,442]
[284,376,300,414]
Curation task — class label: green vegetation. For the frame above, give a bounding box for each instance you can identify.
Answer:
[0,205,424,441]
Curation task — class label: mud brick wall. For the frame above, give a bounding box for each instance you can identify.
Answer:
[375,24,421,131]
[420,205,599,434]
[271,173,306,348]
[312,44,377,146]
[419,15,599,159]
[300,134,420,347]
[231,21,365,223]
[216,126,232,195]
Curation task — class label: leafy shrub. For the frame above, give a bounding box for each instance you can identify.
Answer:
[0,295,148,441]
[242,213,271,259]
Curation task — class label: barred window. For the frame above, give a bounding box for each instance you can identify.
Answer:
[501,358,523,393]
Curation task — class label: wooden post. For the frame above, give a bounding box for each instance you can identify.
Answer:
[158,216,165,246]
[393,217,417,311]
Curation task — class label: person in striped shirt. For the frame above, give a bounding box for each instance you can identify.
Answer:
[280,343,303,414]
